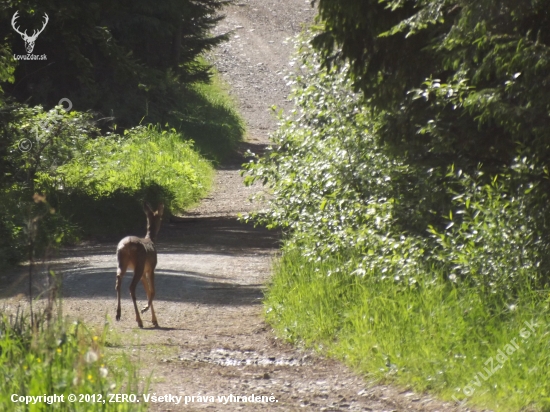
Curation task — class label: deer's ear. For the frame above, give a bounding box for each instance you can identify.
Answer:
[143,201,153,214]
[157,203,164,217]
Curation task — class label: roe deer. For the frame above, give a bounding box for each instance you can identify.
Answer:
[116,202,164,328]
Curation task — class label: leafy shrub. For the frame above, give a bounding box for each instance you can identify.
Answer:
[244,36,430,286]
[429,164,550,296]
[0,105,98,265]
[52,125,213,213]
[248,32,550,409]
[245,33,550,296]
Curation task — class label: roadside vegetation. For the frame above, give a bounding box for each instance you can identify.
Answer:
[245,1,550,409]
[0,0,241,407]
[0,304,145,411]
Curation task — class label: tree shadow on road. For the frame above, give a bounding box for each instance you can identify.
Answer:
[0,216,277,307]
[60,266,264,306]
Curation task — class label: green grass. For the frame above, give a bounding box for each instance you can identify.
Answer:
[139,66,245,163]
[178,71,245,163]
[265,249,550,411]
[0,307,145,411]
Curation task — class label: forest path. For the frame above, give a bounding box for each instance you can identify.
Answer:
[1,1,463,411]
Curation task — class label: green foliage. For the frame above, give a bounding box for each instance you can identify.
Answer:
[0,105,97,265]
[0,308,145,411]
[312,0,550,175]
[0,0,241,265]
[0,41,15,101]
[245,34,550,295]
[4,106,99,185]
[429,163,550,296]
[0,187,26,265]
[0,104,214,263]
[51,126,213,213]
[244,37,433,286]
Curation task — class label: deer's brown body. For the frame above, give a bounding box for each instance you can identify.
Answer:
[115,202,163,328]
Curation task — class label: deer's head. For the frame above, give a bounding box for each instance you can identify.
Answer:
[144,202,164,241]
[11,11,49,54]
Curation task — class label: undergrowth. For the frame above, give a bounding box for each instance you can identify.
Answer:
[1,59,242,265]
[53,126,213,213]
[0,306,145,411]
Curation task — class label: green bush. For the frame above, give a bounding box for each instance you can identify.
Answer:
[245,33,550,296]
[429,164,550,297]
[0,106,98,265]
[53,125,213,213]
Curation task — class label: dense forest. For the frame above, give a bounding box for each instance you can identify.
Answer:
[245,0,550,409]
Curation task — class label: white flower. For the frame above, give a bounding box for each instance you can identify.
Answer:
[84,350,99,364]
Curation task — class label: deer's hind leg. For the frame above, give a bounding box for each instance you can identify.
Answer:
[140,269,158,327]
[129,262,145,328]
[147,269,158,327]
[141,274,152,313]
[139,272,158,327]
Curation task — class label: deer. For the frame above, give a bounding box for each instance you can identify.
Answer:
[116,202,164,328]
[11,11,49,54]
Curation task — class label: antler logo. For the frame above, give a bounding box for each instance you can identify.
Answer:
[11,11,49,54]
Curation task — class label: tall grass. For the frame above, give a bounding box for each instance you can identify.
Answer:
[265,250,550,411]
[0,306,145,411]
[136,63,245,162]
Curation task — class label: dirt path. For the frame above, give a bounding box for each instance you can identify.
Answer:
[1,1,467,411]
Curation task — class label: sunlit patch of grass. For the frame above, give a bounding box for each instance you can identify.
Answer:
[139,61,245,163]
[265,249,550,411]
[177,71,245,163]
[56,125,214,213]
[39,125,215,236]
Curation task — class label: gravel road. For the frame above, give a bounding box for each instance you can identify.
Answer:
[1,1,471,411]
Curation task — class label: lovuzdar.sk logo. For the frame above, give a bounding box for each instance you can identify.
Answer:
[11,11,48,61]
